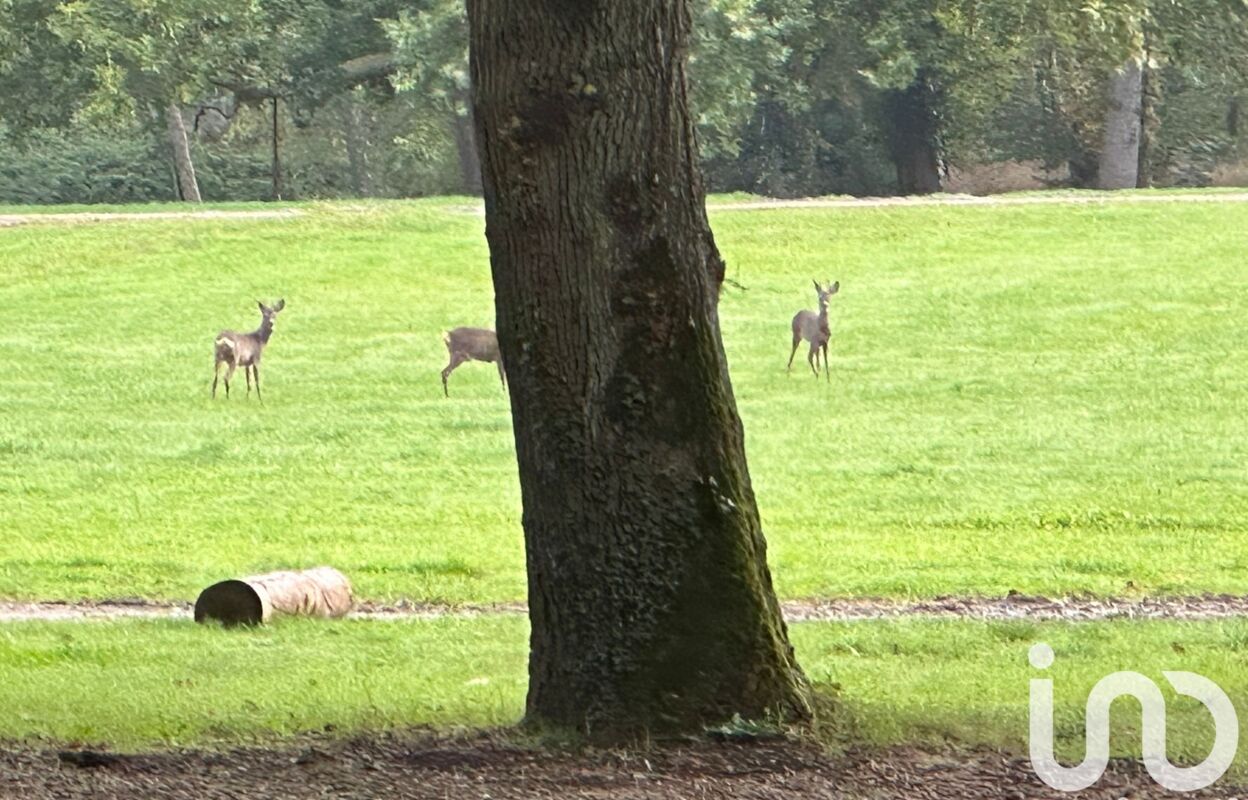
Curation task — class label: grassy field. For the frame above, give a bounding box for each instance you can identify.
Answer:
[3,614,1248,769]
[2,194,1247,765]
[0,197,1246,603]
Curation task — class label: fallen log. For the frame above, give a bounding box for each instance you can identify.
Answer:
[194,567,353,627]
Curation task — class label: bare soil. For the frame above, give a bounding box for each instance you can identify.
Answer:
[3,190,1248,229]
[0,209,302,227]
[706,191,1248,211]
[5,593,1248,623]
[3,731,1240,799]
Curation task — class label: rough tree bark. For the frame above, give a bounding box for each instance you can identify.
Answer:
[467,0,811,741]
[883,79,943,195]
[1097,59,1143,189]
[164,102,201,202]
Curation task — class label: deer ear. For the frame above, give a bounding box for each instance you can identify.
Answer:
[829,281,840,294]
[257,301,265,311]
[812,279,821,291]
[275,299,285,311]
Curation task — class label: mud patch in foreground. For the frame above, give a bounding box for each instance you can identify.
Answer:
[2,733,1238,800]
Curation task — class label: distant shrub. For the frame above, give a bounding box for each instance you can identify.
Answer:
[0,127,174,205]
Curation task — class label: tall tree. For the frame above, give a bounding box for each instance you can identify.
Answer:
[1139,0,1248,186]
[1038,2,1148,189]
[0,0,99,135]
[165,101,202,201]
[1097,57,1143,188]
[467,0,811,740]
[385,1,479,194]
[43,0,261,201]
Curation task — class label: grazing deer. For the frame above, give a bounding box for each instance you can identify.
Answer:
[212,299,285,400]
[442,327,505,397]
[787,280,839,380]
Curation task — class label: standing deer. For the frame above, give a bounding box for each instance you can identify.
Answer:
[787,280,839,380]
[212,299,285,400]
[441,326,505,397]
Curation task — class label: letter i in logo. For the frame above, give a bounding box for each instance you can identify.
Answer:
[1028,642,1238,793]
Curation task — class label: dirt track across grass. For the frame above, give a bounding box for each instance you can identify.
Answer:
[5,593,1248,623]
[4,731,1238,800]
[706,190,1248,211]
[0,209,302,227]
[3,190,1248,228]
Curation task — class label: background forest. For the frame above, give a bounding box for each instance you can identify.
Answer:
[2,0,1247,204]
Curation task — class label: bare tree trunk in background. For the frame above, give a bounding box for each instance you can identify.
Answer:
[468,0,811,742]
[1097,59,1143,189]
[883,79,943,195]
[344,98,375,197]
[271,97,283,201]
[451,94,483,196]
[1136,44,1158,189]
[1136,62,1151,188]
[165,102,202,202]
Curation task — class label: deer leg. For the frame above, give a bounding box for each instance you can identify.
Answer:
[807,343,819,378]
[224,363,237,397]
[252,364,262,403]
[787,335,802,373]
[441,353,467,397]
[823,342,831,381]
[245,365,252,395]
[212,360,221,398]
[496,359,507,390]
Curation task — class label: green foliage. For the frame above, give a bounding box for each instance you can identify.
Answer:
[384,0,467,114]
[0,89,465,205]
[2,0,1247,201]
[49,0,258,108]
[0,126,175,204]
[0,0,99,133]
[689,0,793,161]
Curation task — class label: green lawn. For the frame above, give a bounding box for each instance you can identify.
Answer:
[4,614,1248,768]
[0,198,1245,602]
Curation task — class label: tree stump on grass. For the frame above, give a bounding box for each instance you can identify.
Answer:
[194,567,353,627]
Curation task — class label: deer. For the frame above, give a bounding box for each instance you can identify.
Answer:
[441,326,505,397]
[787,280,839,380]
[212,299,285,401]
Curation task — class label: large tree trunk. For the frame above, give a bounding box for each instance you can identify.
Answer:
[468,0,811,741]
[883,79,942,195]
[164,102,201,202]
[1097,59,1143,189]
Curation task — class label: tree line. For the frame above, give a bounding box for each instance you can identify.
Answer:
[1,0,1245,204]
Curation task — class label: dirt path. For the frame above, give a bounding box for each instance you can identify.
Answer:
[707,190,1248,211]
[3,731,1235,799]
[3,190,1248,228]
[6,593,1248,623]
[439,190,1248,216]
[0,208,303,227]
